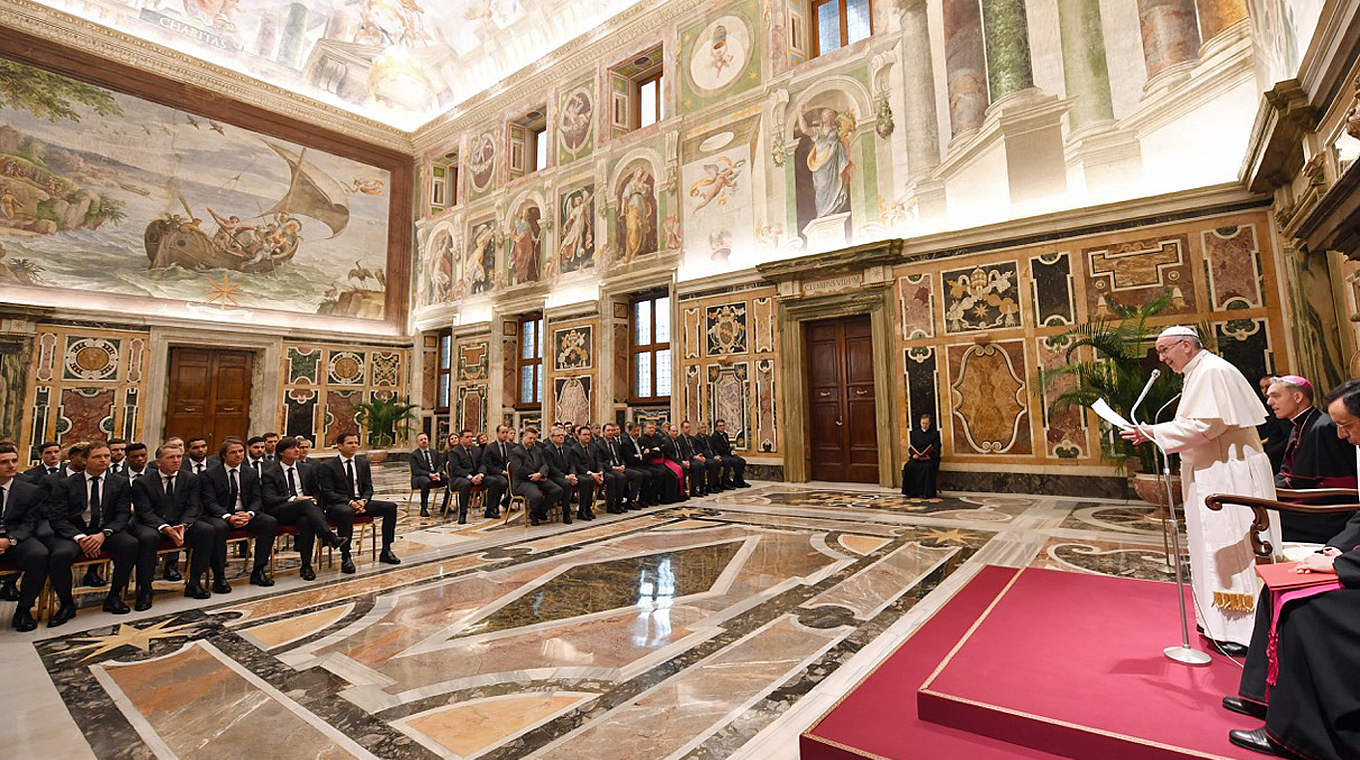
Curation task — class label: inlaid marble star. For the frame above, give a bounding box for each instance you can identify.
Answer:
[67,619,200,661]
[664,506,713,519]
[918,528,973,545]
[205,274,242,306]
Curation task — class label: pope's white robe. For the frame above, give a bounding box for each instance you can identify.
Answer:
[1148,350,1281,646]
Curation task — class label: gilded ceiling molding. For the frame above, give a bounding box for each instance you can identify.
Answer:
[0,0,412,153]
[411,0,707,152]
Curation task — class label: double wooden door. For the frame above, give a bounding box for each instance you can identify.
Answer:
[165,348,253,450]
[805,315,879,482]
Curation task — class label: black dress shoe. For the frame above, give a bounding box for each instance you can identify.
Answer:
[458,515,468,525]
[184,580,211,600]
[300,565,317,581]
[49,603,77,628]
[103,594,130,614]
[211,577,232,594]
[83,568,107,587]
[1216,640,1249,657]
[420,507,431,518]
[249,569,275,587]
[135,589,154,611]
[340,554,356,574]
[162,564,183,582]
[378,548,401,565]
[0,577,19,602]
[484,510,499,519]
[737,481,751,488]
[530,518,542,526]
[1223,697,1268,720]
[563,513,573,524]
[322,532,342,549]
[11,609,36,632]
[1228,728,1281,756]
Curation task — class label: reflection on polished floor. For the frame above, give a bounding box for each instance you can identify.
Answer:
[0,466,1184,760]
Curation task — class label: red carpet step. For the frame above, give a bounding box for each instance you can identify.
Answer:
[804,566,1264,760]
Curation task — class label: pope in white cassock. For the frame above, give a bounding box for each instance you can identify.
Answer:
[1122,326,1281,652]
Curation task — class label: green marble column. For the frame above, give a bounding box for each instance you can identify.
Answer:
[1058,0,1114,128]
[981,0,1034,102]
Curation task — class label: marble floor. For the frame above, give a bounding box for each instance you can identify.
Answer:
[0,466,1186,759]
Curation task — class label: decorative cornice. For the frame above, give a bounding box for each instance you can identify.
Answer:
[0,0,411,153]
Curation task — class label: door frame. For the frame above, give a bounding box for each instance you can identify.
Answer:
[776,283,898,487]
[144,328,281,445]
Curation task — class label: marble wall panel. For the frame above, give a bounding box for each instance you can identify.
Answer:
[1029,252,1076,327]
[458,384,488,433]
[1202,224,1264,310]
[754,358,777,453]
[942,262,1022,334]
[705,302,750,356]
[285,387,318,440]
[286,347,321,385]
[708,363,749,449]
[752,297,776,353]
[684,364,703,425]
[1036,335,1088,458]
[904,346,940,427]
[1215,317,1274,385]
[898,273,936,339]
[1084,234,1196,317]
[57,387,116,443]
[553,377,592,426]
[281,341,409,449]
[544,315,598,426]
[947,341,1032,455]
[324,389,362,445]
[683,307,702,359]
[0,335,31,441]
[450,335,491,435]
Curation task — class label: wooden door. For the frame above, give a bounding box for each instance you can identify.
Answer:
[805,315,878,482]
[165,348,253,450]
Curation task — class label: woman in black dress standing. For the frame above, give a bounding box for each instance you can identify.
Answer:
[902,412,941,498]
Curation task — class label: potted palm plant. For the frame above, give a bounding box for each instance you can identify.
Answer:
[1041,294,1185,507]
[353,394,418,463]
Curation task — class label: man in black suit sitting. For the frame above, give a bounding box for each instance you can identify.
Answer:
[184,436,214,476]
[20,441,63,485]
[131,443,217,600]
[260,437,341,581]
[447,429,498,523]
[199,437,279,589]
[409,432,447,518]
[711,419,750,488]
[0,442,54,631]
[593,423,639,513]
[315,432,400,573]
[480,424,516,517]
[123,442,150,481]
[692,422,726,493]
[569,426,603,520]
[46,440,150,620]
[510,427,563,526]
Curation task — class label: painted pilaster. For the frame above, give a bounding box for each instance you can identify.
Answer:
[942,0,989,138]
[1057,0,1114,129]
[1136,0,1201,85]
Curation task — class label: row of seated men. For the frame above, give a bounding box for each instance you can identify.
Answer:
[410,418,751,524]
[0,431,402,632]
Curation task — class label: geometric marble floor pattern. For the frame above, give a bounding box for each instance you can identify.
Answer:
[0,471,1184,759]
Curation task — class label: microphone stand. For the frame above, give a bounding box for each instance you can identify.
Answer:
[1133,392,1211,666]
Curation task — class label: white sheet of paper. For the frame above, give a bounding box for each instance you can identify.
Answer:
[1091,398,1134,430]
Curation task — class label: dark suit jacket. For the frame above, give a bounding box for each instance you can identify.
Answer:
[183,457,214,477]
[568,442,601,475]
[594,437,626,469]
[199,464,264,518]
[640,433,667,459]
[693,434,717,457]
[260,461,318,513]
[711,432,736,457]
[622,435,648,466]
[132,469,202,527]
[675,434,696,460]
[48,471,133,539]
[510,444,552,486]
[315,456,375,508]
[544,444,575,478]
[410,447,444,485]
[20,466,60,486]
[658,435,682,463]
[446,446,482,480]
[482,440,516,478]
[1,478,46,543]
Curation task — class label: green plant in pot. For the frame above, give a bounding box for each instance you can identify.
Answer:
[353,394,418,461]
[1041,294,1188,505]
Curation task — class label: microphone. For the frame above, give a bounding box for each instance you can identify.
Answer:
[1131,368,1161,424]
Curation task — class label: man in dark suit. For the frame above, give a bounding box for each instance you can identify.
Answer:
[594,422,639,513]
[132,444,217,600]
[262,432,280,464]
[447,429,498,523]
[543,426,578,524]
[409,432,447,518]
[123,442,150,482]
[47,440,150,619]
[184,436,214,476]
[510,427,563,525]
[481,424,516,516]
[315,432,400,573]
[200,437,279,588]
[244,436,270,482]
[107,438,128,477]
[693,422,726,493]
[675,421,709,497]
[261,437,341,581]
[0,442,54,630]
[20,441,62,485]
[711,419,750,487]
[621,422,660,507]
[569,426,602,520]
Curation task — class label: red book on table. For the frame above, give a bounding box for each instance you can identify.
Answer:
[1256,560,1339,592]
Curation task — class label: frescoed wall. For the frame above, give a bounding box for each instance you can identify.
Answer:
[0,53,396,324]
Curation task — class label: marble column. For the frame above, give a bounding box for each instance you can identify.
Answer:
[942,0,988,137]
[900,0,941,178]
[1057,0,1114,129]
[1194,0,1247,43]
[980,0,1035,102]
[1136,0,1200,80]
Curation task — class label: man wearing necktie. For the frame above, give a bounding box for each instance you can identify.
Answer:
[199,437,280,589]
[46,441,146,621]
[260,437,342,581]
[317,432,401,573]
[509,427,564,525]
[131,444,216,602]
[123,442,150,482]
[19,441,62,486]
[447,430,497,524]
[593,423,640,513]
[0,442,55,631]
[409,432,447,518]
[245,436,269,482]
[480,425,516,517]
[185,436,214,476]
[262,432,279,463]
[108,438,128,476]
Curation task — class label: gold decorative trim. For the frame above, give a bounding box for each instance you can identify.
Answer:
[0,0,410,152]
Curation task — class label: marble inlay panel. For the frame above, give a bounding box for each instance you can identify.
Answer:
[838,534,892,555]
[804,542,960,619]
[242,605,356,650]
[400,692,597,758]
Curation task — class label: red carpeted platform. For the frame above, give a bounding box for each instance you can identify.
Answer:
[803,566,1264,760]
[801,566,1067,760]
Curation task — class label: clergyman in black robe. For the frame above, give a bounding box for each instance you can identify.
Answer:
[1226,379,1360,760]
[901,413,941,498]
[1268,376,1358,543]
[1258,375,1291,473]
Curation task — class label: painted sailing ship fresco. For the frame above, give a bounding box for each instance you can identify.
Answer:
[0,54,391,319]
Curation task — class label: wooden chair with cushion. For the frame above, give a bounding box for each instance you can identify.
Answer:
[1205,487,1360,563]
